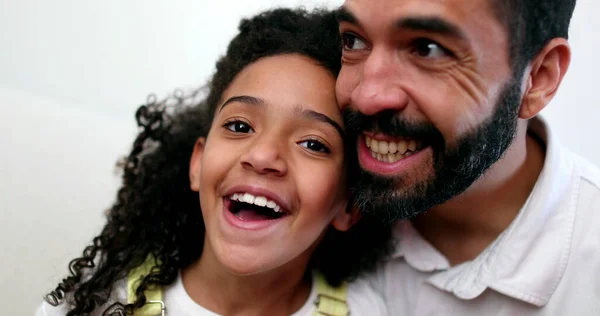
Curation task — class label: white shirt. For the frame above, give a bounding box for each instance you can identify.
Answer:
[34,271,387,315]
[364,116,600,315]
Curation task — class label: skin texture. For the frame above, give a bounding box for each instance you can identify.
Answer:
[186,54,354,316]
[337,0,570,265]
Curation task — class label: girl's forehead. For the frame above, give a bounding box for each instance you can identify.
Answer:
[219,54,340,120]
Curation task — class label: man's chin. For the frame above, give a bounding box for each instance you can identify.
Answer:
[351,170,435,221]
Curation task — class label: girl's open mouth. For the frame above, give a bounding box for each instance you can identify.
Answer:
[226,192,290,222]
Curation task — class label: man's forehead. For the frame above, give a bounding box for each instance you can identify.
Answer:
[340,0,495,27]
[339,0,504,45]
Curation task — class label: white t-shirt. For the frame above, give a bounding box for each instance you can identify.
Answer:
[34,271,387,316]
[360,116,600,315]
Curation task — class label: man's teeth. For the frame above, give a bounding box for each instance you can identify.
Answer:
[365,136,422,163]
[230,193,282,213]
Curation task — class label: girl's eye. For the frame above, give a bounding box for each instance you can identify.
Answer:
[342,32,368,50]
[412,38,453,59]
[223,120,254,133]
[299,139,331,154]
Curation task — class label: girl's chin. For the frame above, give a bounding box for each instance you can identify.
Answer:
[221,257,277,276]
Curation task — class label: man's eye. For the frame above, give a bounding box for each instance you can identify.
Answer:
[342,32,367,50]
[299,139,331,153]
[412,39,452,59]
[223,120,253,133]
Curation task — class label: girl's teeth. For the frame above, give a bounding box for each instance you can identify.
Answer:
[254,196,267,207]
[229,193,283,213]
[242,193,254,204]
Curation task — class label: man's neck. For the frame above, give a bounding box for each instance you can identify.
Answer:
[182,242,311,316]
[412,123,546,266]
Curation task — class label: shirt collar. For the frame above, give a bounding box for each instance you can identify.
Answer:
[392,116,579,306]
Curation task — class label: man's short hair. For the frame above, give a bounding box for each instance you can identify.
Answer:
[491,0,576,75]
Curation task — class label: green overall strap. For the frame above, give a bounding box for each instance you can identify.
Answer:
[313,273,349,316]
[127,256,165,316]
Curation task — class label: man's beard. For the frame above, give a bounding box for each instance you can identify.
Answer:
[344,78,522,222]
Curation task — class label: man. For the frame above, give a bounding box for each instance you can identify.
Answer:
[336,0,600,315]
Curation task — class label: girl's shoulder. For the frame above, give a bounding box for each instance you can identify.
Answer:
[34,272,388,316]
[309,272,388,316]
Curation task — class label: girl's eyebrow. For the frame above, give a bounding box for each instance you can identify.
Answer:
[219,95,345,139]
[300,108,345,139]
[219,95,265,112]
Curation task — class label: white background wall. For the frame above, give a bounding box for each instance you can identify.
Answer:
[0,0,598,314]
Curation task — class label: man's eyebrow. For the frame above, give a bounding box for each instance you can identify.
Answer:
[396,17,467,41]
[300,108,345,139]
[218,95,265,113]
[335,7,361,27]
[336,8,467,42]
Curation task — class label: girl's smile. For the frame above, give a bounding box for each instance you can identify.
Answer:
[222,186,291,231]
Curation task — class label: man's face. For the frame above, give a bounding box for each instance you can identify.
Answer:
[337,0,524,220]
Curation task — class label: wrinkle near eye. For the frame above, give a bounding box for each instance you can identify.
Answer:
[426,50,486,106]
[454,70,488,104]
[443,64,494,120]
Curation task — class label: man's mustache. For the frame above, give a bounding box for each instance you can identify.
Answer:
[343,109,445,149]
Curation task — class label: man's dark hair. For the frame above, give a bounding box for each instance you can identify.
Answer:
[43,8,394,316]
[491,0,577,75]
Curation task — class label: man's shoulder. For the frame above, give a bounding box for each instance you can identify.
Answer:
[571,152,600,190]
[347,271,389,316]
[540,149,600,314]
[562,149,600,205]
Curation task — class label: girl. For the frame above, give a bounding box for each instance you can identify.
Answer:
[36,8,393,316]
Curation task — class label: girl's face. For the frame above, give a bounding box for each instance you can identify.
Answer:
[189,54,353,275]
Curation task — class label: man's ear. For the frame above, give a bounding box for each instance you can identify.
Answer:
[331,203,361,232]
[189,137,206,192]
[520,38,571,119]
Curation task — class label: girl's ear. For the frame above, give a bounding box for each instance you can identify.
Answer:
[189,137,206,192]
[331,203,361,232]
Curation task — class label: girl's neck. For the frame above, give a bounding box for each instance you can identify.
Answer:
[181,244,312,316]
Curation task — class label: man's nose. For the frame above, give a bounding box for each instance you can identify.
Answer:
[239,136,288,177]
[351,48,409,116]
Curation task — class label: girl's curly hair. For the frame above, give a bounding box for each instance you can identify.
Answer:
[45,8,395,315]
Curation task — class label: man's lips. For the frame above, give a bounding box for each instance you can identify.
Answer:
[363,133,424,163]
[357,134,432,175]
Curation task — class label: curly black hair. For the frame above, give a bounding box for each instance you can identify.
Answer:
[44,8,394,316]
